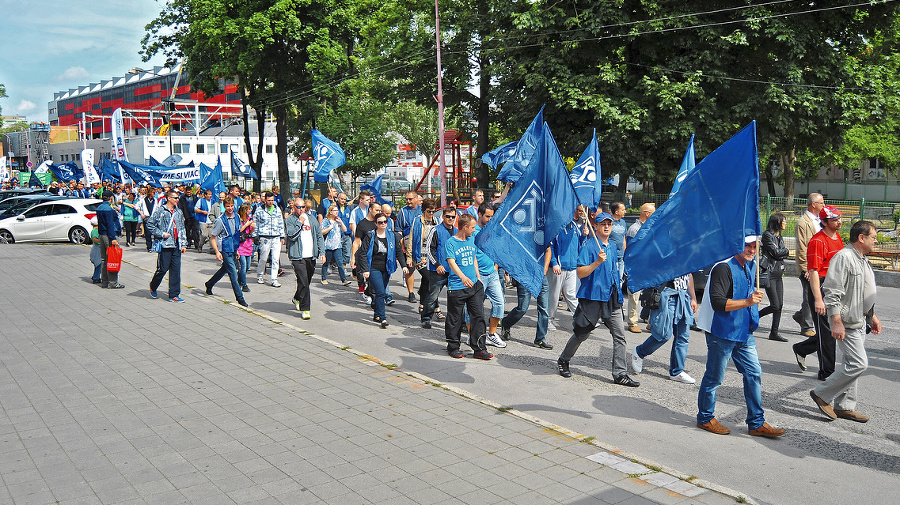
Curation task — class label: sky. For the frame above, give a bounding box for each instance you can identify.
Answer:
[0,0,168,123]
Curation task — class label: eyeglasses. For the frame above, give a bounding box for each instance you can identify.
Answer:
[444,215,456,219]
[492,195,501,199]
[424,210,435,214]
[376,220,388,224]
[297,206,307,209]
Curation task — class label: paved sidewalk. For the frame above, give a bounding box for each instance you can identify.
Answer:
[0,244,743,504]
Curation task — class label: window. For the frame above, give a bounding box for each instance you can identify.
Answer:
[207,144,215,154]
[196,144,205,154]
[75,154,80,161]
[173,144,182,154]
[220,144,229,154]
[24,205,52,218]
[230,144,239,153]
[49,204,76,215]
[265,144,273,153]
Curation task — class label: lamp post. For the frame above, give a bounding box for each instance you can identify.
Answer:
[435,0,446,207]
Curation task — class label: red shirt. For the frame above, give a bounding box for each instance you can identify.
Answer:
[806,230,843,278]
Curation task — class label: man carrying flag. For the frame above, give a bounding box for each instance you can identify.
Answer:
[311,129,346,183]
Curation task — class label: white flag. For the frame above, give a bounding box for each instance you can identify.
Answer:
[82,149,100,185]
[0,157,8,182]
[111,108,129,162]
[36,160,52,173]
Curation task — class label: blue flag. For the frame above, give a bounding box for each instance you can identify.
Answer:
[481,141,518,169]
[49,161,82,182]
[624,122,761,292]
[231,150,258,180]
[475,124,578,297]
[199,156,226,203]
[669,134,696,198]
[496,106,545,183]
[569,129,602,210]
[27,170,43,188]
[360,174,390,205]
[311,129,346,183]
[99,157,121,182]
[118,160,161,186]
[148,156,165,167]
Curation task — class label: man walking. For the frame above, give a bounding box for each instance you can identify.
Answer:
[178,186,199,250]
[285,198,325,320]
[204,196,248,307]
[194,189,213,252]
[96,192,124,289]
[444,214,492,360]
[420,205,457,329]
[793,205,844,380]
[625,203,655,333]
[557,213,637,386]
[793,193,824,336]
[548,207,589,330]
[810,221,882,423]
[695,237,785,438]
[397,190,422,302]
[147,190,187,303]
[254,191,285,287]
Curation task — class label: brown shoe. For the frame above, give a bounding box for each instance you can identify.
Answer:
[803,330,816,337]
[835,410,869,423]
[628,324,642,333]
[697,418,730,435]
[749,422,786,438]
[810,390,837,420]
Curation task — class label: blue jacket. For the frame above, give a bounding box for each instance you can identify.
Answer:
[550,221,585,270]
[576,238,623,303]
[96,202,121,238]
[396,205,421,236]
[147,204,187,249]
[425,222,456,272]
[361,230,404,275]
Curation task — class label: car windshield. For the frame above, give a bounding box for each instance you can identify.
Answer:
[85,203,101,211]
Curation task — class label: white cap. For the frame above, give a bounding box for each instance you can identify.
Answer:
[745,235,759,244]
[90,217,98,226]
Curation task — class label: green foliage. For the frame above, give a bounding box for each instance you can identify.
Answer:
[0,122,28,135]
[0,82,6,115]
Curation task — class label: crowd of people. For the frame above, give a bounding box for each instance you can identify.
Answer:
[83,182,881,439]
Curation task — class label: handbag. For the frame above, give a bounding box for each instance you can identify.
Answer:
[639,285,662,310]
[758,255,771,290]
[106,246,122,272]
[151,211,176,253]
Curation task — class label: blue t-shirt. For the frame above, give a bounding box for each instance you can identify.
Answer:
[609,218,627,259]
[576,238,622,303]
[472,225,496,276]
[445,235,480,291]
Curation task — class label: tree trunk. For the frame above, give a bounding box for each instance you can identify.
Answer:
[781,148,796,201]
[275,104,291,202]
[240,85,265,194]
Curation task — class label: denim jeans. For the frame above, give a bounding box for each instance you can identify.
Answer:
[207,252,246,304]
[501,276,549,344]
[369,269,390,321]
[341,234,353,265]
[237,255,250,286]
[321,249,347,282]
[635,295,692,376]
[256,237,281,282]
[421,270,448,323]
[697,333,765,429]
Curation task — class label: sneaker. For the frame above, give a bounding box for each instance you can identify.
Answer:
[362,294,372,305]
[242,285,250,292]
[613,374,640,387]
[473,350,493,360]
[547,321,557,331]
[462,334,469,345]
[170,296,186,303]
[292,299,301,311]
[278,268,286,277]
[238,300,249,307]
[834,409,869,423]
[321,280,329,285]
[271,280,281,288]
[793,345,807,371]
[810,390,837,420]
[486,333,507,348]
[499,326,511,341]
[342,280,352,286]
[408,292,416,303]
[300,311,311,320]
[204,283,213,296]
[697,418,730,435]
[557,359,572,378]
[257,276,265,284]
[149,287,158,299]
[533,340,554,350]
[630,346,643,374]
[748,422,786,438]
[109,283,125,289]
[669,371,696,384]
[448,349,464,359]
[422,321,432,329]
[386,297,395,306]
[380,319,389,329]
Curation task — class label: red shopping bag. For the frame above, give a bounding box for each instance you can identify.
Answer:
[107,246,122,272]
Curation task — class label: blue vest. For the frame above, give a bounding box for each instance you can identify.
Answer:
[710,257,759,342]
[219,215,241,254]
[366,230,398,274]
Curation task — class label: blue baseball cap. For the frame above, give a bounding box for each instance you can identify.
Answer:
[594,212,613,223]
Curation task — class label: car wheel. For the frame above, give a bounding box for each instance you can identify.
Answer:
[69,226,89,245]
[0,229,14,244]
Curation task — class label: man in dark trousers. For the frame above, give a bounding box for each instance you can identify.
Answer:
[96,192,124,289]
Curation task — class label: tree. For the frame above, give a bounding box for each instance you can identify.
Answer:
[0,82,6,115]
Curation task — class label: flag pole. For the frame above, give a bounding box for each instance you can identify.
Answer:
[581,204,602,249]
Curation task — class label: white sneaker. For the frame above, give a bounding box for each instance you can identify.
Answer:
[547,321,557,331]
[257,276,265,284]
[362,294,372,305]
[630,346,643,374]
[670,371,696,384]
[271,280,282,288]
[462,334,470,345]
[486,333,507,348]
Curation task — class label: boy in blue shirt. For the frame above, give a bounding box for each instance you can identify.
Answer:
[444,214,492,360]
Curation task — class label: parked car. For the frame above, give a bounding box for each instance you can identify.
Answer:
[0,188,50,202]
[0,194,67,220]
[0,199,101,245]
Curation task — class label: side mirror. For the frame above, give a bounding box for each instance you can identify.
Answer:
[16,215,25,221]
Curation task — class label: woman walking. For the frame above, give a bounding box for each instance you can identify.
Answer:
[760,212,790,341]
[321,204,350,285]
[236,204,254,292]
[358,213,409,328]
[121,193,140,246]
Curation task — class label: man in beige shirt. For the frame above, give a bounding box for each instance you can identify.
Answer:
[793,193,824,336]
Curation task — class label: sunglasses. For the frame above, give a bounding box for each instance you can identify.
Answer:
[444,215,456,219]
[376,220,388,224]
[297,206,307,209]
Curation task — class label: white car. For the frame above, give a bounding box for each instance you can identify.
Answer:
[0,198,102,245]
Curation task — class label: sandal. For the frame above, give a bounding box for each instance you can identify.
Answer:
[418,304,423,314]
[435,308,445,320]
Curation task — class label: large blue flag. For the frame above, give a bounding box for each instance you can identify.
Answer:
[99,157,121,182]
[481,141,518,169]
[496,106,545,183]
[669,134,696,198]
[475,123,578,297]
[311,129,346,183]
[27,170,43,188]
[199,156,226,203]
[230,150,258,180]
[360,174,390,205]
[569,129,602,210]
[148,156,165,167]
[624,122,761,292]
[118,160,161,186]
[49,161,83,183]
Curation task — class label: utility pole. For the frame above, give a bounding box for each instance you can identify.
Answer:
[435,0,446,207]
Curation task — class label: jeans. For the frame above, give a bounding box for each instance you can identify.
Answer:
[92,263,102,281]
[257,237,281,282]
[421,270,448,323]
[341,234,353,265]
[150,247,182,299]
[291,258,316,311]
[237,255,250,287]
[207,252,246,304]
[143,222,154,251]
[464,270,504,325]
[369,269,390,320]
[635,296,691,376]
[697,333,765,429]
[321,249,347,282]
[501,276,550,344]
[446,282,487,352]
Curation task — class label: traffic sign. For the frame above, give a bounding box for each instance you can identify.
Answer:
[26,161,33,168]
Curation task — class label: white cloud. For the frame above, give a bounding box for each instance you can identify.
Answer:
[54,66,91,83]
[16,100,37,114]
